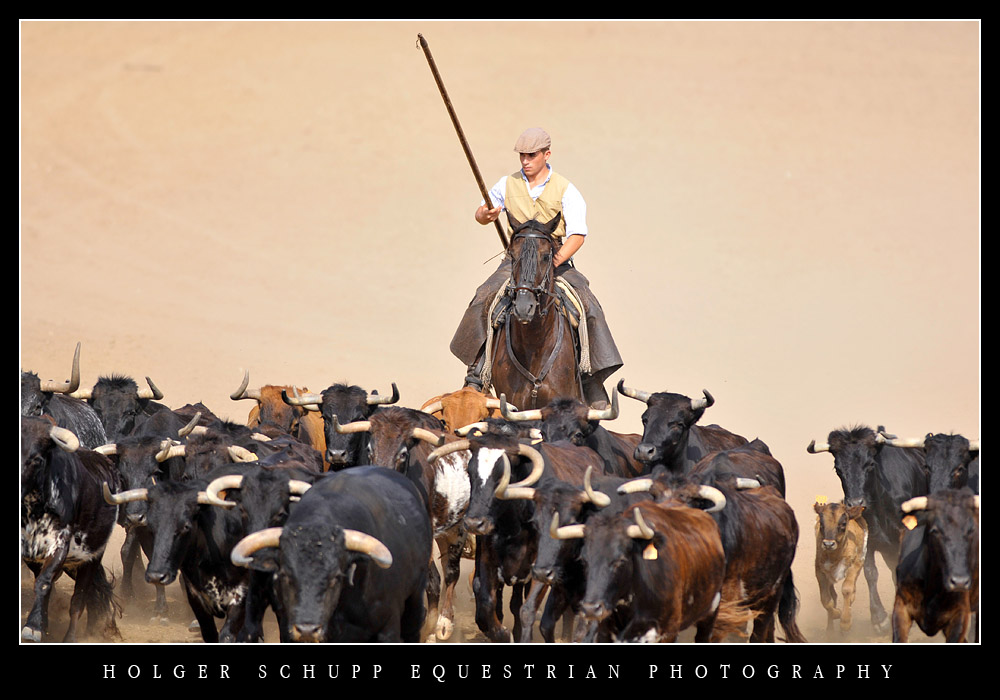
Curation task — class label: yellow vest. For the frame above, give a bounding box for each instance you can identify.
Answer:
[504,168,570,241]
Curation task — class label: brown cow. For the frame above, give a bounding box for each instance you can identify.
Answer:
[230,370,327,467]
[813,499,868,634]
[574,499,730,642]
[420,385,508,434]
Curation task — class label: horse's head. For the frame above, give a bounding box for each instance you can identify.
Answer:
[507,212,562,324]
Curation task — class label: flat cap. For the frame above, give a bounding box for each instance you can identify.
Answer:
[513,127,551,153]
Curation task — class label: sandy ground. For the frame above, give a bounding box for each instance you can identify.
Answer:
[20,20,979,659]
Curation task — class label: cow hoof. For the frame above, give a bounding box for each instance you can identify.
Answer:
[435,616,454,641]
[188,619,201,633]
[21,626,41,643]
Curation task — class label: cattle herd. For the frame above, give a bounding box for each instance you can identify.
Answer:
[20,343,980,644]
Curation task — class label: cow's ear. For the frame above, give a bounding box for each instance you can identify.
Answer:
[847,505,866,520]
[247,550,279,573]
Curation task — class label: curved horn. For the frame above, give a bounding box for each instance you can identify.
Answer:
[455,421,489,437]
[343,530,393,568]
[735,478,761,490]
[900,496,929,513]
[282,387,323,408]
[367,383,400,406]
[137,376,164,401]
[495,453,537,501]
[156,440,186,463]
[512,442,546,488]
[806,440,831,454]
[500,394,542,422]
[39,342,82,394]
[551,512,586,540]
[228,445,258,463]
[586,386,619,421]
[231,527,283,567]
[103,481,148,505]
[690,389,715,412]
[411,428,446,447]
[94,443,118,456]
[698,485,727,513]
[582,466,611,507]
[617,378,651,404]
[428,439,471,464]
[49,426,80,453]
[177,412,203,437]
[230,370,261,401]
[205,474,243,507]
[333,415,372,434]
[421,400,443,415]
[617,477,654,495]
[626,507,655,540]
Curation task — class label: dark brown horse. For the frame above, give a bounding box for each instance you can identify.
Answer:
[488,213,583,410]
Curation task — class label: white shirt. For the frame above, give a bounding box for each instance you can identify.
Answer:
[482,165,588,238]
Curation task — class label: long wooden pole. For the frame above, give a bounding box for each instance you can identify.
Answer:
[417,33,508,249]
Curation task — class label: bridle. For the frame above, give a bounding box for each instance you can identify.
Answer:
[501,215,581,406]
[508,225,559,319]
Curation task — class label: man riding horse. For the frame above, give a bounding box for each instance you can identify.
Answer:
[449,127,623,409]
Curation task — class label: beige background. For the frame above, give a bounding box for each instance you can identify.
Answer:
[20,20,979,644]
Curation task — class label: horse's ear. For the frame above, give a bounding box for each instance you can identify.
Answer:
[507,212,523,232]
[543,211,562,234]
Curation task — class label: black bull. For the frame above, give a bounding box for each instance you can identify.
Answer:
[807,425,928,633]
[21,417,121,642]
[230,466,433,642]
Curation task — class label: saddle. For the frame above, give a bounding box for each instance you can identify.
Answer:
[483,276,592,390]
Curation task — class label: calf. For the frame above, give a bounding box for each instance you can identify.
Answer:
[807,425,928,632]
[21,416,121,642]
[892,488,979,643]
[813,499,868,634]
